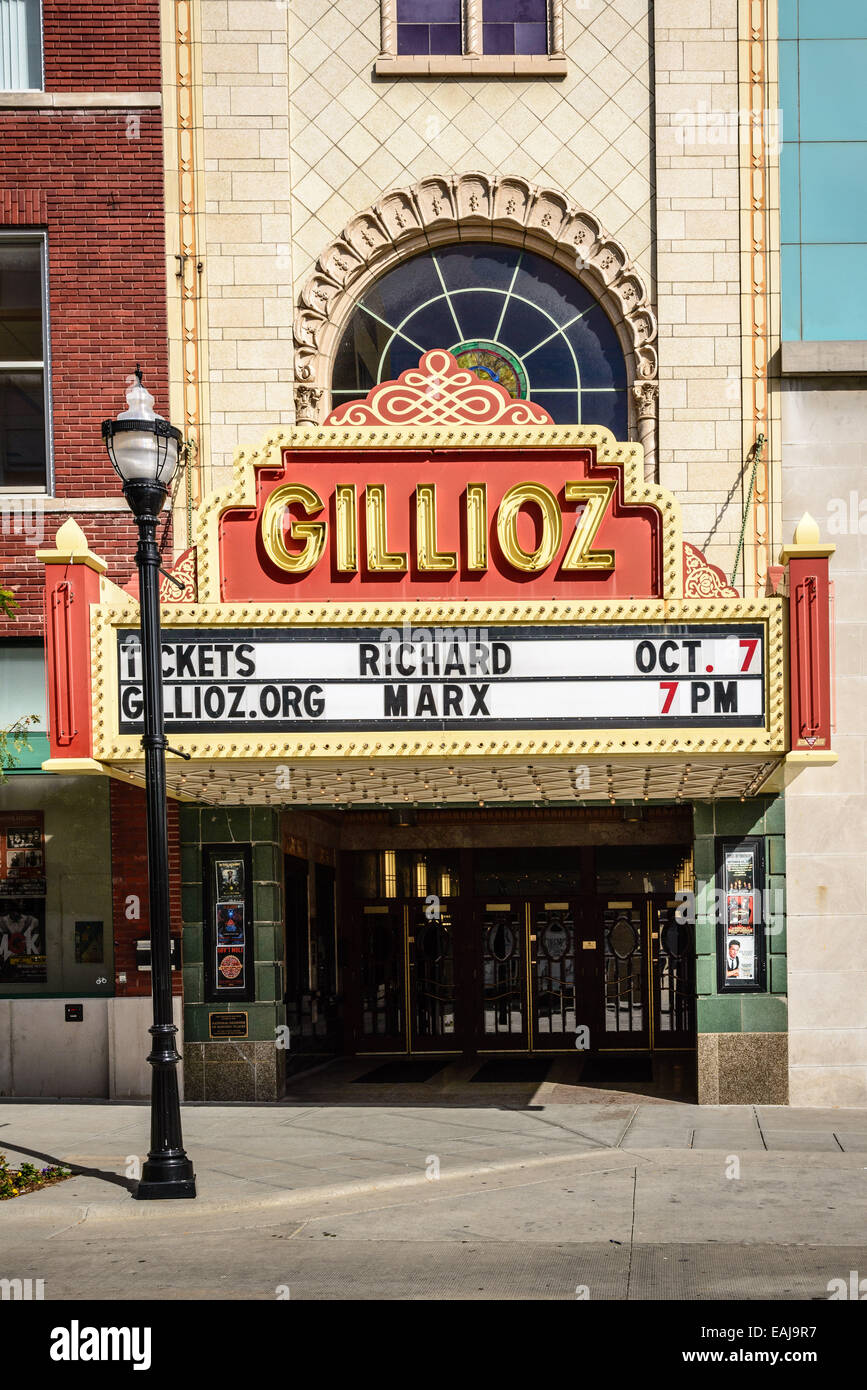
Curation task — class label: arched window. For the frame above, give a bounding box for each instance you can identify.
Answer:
[331,242,628,432]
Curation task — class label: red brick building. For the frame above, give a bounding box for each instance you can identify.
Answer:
[0,0,180,1097]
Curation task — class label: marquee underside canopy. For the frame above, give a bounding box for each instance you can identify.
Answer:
[92,753,783,807]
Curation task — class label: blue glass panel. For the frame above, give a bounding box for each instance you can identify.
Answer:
[801,142,867,241]
[331,243,628,425]
[483,24,514,54]
[524,336,577,391]
[397,25,430,54]
[398,0,460,20]
[435,243,521,292]
[513,251,595,327]
[799,41,867,140]
[484,0,546,18]
[515,22,548,54]
[430,24,462,53]
[497,299,562,357]
[779,140,800,243]
[332,320,380,390]
[380,335,428,380]
[447,290,508,343]
[801,243,867,339]
[780,244,802,341]
[401,296,465,350]
[798,0,867,38]
[531,392,580,424]
[578,390,628,437]
[564,305,626,390]
[777,0,797,39]
[777,40,799,142]
[363,252,443,323]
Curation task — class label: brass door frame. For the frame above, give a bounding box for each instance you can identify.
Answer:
[598,896,652,1053]
[406,901,464,1055]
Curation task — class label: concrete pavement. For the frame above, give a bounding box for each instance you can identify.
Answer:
[1,1082,866,1298]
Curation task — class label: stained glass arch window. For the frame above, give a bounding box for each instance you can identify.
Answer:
[331,242,629,432]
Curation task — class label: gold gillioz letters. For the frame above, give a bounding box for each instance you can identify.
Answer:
[261,481,615,575]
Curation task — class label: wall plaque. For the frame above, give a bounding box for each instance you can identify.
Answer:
[209,1011,249,1039]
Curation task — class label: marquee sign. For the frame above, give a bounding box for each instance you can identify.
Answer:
[37,350,834,793]
[117,625,765,733]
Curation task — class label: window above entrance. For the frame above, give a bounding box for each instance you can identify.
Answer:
[376,0,567,78]
[331,243,628,432]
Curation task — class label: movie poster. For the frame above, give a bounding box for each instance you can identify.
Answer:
[0,812,46,898]
[0,897,47,983]
[74,920,104,964]
[724,847,756,984]
[214,858,247,991]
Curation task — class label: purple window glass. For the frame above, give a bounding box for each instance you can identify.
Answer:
[397,1,462,55]
[483,23,514,54]
[397,0,461,19]
[483,0,546,17]
[397,25,431,54]
[482,0,548,53]
[515,21,547,53]
[430,24,462,53]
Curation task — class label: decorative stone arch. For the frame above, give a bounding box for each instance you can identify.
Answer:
[292,172,659,478]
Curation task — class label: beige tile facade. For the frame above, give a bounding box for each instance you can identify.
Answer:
[782,382,867,1108]
[164,0,778,596]
[158,3,863,1107]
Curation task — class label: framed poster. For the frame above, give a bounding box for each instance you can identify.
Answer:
[74,921,104,964]
[203,845,254,1003]
[0,811,46,899]
[716,837,766,993]
[0,897,47,983]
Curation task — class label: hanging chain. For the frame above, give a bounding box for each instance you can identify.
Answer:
[731,433,765,589]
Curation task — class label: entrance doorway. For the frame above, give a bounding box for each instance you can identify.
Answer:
[346,845,695,1057]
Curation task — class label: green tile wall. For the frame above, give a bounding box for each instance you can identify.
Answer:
[693,796,788,1035]
[180,805,285,1045]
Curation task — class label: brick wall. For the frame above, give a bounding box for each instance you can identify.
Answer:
[0,107,170,635]
[110,778,183,999]
[42,1,162,91]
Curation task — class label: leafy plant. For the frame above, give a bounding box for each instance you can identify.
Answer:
[0,714,40,782]
[0,580,39,781]
[0,1152,72,1200]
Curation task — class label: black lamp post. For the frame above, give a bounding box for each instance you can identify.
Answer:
[103,368,196,1200]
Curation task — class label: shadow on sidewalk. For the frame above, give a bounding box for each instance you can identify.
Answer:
[2,1140,138,1194]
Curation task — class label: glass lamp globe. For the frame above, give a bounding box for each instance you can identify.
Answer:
[102,370,183,489]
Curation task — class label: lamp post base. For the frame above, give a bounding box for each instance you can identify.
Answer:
[134,1158,197,1201]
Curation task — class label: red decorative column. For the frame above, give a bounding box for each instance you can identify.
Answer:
[781,513,835,754]
[36,517,106,764]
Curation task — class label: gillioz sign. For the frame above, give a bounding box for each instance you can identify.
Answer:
[37,351,834,799]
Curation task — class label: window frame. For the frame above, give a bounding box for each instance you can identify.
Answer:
[376,0,567,78]
[0,230,52,495]
[0,0,45,94]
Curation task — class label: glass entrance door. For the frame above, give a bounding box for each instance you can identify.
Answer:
[477,900,529,1049]
[408,895,460,1051]
[357,903,406,1051]
[530,900,584,1050]
[600,899,651,1048]
[652,896,697,1048]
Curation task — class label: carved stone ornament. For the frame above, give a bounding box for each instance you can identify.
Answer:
[294,383,324,425]
[294,173,659,471]
[682,541,739,598]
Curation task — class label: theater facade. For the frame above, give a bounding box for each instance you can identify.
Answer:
[38,346,834,1104]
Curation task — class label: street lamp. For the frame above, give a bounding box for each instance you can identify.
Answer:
[103,368,196,1200]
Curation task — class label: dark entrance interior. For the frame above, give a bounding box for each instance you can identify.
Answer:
[281,808,696,1068]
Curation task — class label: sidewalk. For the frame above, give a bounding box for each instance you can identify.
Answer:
[3,1094,867,1299]
[2,1092,866,1227]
